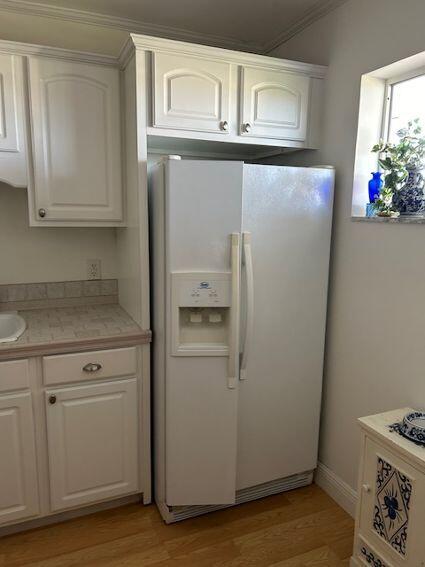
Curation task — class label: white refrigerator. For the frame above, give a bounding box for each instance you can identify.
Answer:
[150,157,334,522]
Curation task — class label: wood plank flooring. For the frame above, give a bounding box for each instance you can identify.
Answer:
[0,484,354,566]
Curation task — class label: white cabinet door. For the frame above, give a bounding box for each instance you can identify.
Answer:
[45,379,138,512]
[28,57,123,224]
[0,391,39,525]
[358,437,425,566]
[0,54,27,187]
[240,66,310,141]
[152,52,231,134]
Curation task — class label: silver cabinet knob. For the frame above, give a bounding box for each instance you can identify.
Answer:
[49,394,57,405]
[38,208,46,218]
[362,484,371,493]
[242,123,252,133]
[220,120,229,131]
[83,362,102,373]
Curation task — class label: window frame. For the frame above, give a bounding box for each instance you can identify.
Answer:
[381,66,425,143]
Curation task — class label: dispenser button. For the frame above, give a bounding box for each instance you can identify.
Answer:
[190,312,202,323]
[209,312,222,323]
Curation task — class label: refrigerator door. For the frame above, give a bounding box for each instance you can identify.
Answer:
[237,164,334,491]
[165,159,243,506]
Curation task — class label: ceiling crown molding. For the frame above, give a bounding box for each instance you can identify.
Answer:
[0,0,260,53]
[261,0,350,54]
[0,0,349,56]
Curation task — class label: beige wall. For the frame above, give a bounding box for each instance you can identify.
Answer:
[0,184,118,284]
[0,10,126,55]
[272,0,425,490]
[0,15,122,286]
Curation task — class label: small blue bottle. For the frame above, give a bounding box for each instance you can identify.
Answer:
[368,172,383,203]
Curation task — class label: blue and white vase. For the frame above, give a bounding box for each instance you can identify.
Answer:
[392,164,425,216]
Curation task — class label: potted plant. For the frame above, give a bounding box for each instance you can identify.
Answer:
[372,119,425,216]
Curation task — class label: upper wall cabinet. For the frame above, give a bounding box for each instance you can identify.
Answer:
[240,66,310,141]
[137,35,326,149]
[152,52,231,134]
[27,57,123,226]
[0,54,28,187]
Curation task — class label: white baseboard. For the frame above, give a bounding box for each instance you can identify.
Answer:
[314,462,357,518]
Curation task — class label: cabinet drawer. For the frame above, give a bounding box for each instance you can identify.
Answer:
[0,359,30,392]
[359,436,425,565]
[43,347,137,386]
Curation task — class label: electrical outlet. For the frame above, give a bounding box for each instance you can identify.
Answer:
[87,259,101,280]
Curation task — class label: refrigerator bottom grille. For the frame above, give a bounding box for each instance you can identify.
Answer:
[166,470,314,523]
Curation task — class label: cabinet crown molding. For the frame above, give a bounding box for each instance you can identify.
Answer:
[0,39,118,67]
[120,34,327,79]
[0,34,327,78]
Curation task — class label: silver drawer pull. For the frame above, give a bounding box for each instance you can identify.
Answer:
[83,362,102,373]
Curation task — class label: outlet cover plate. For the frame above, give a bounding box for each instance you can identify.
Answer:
[87,259,101,280]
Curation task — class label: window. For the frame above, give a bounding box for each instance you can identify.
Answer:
[386,73,425,142]
[351,53,425,219]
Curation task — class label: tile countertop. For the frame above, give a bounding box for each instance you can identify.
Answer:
[0,304,151,361]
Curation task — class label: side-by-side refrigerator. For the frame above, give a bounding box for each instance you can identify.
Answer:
[150,156,334,523]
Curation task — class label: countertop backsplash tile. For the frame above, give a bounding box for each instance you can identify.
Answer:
[0,279,119,311]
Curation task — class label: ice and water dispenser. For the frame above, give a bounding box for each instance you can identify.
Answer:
[171,272,232,356]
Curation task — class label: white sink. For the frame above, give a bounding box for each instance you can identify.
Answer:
[0,312,26,343]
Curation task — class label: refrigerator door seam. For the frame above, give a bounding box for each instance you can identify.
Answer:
[240,231,254,380]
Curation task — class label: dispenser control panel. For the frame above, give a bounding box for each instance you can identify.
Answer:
[174,273,231,307]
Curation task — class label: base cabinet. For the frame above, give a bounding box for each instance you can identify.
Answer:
[45,379,139,512]
[352,410,425,567]
[0,391,39,525]
[0,347,147,532]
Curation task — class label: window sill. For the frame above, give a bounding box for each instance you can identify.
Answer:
[352,215,425,224]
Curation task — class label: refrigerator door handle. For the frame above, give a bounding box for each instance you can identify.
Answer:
[228,232,241,389]
[240,232,254,380]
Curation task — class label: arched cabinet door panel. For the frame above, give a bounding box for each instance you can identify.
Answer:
[240,66,310,141]
[152,52,231,134]
[0,54,27,187]
[28,57,123,224]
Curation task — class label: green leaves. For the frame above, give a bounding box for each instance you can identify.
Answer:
[371,119,425,215]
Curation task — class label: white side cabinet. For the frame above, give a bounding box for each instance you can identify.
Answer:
[0,359,39,526]
[45,379,139,512]
[351,409,425,567]
[152,52,231,134]
[240,66,310,141]
[27,57,123,225]
[0,53,28,187]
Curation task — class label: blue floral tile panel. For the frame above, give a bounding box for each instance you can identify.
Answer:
[360,541,389,567]
[373,456,412,558]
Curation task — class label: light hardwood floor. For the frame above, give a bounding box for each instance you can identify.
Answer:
[0,484,354,566]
